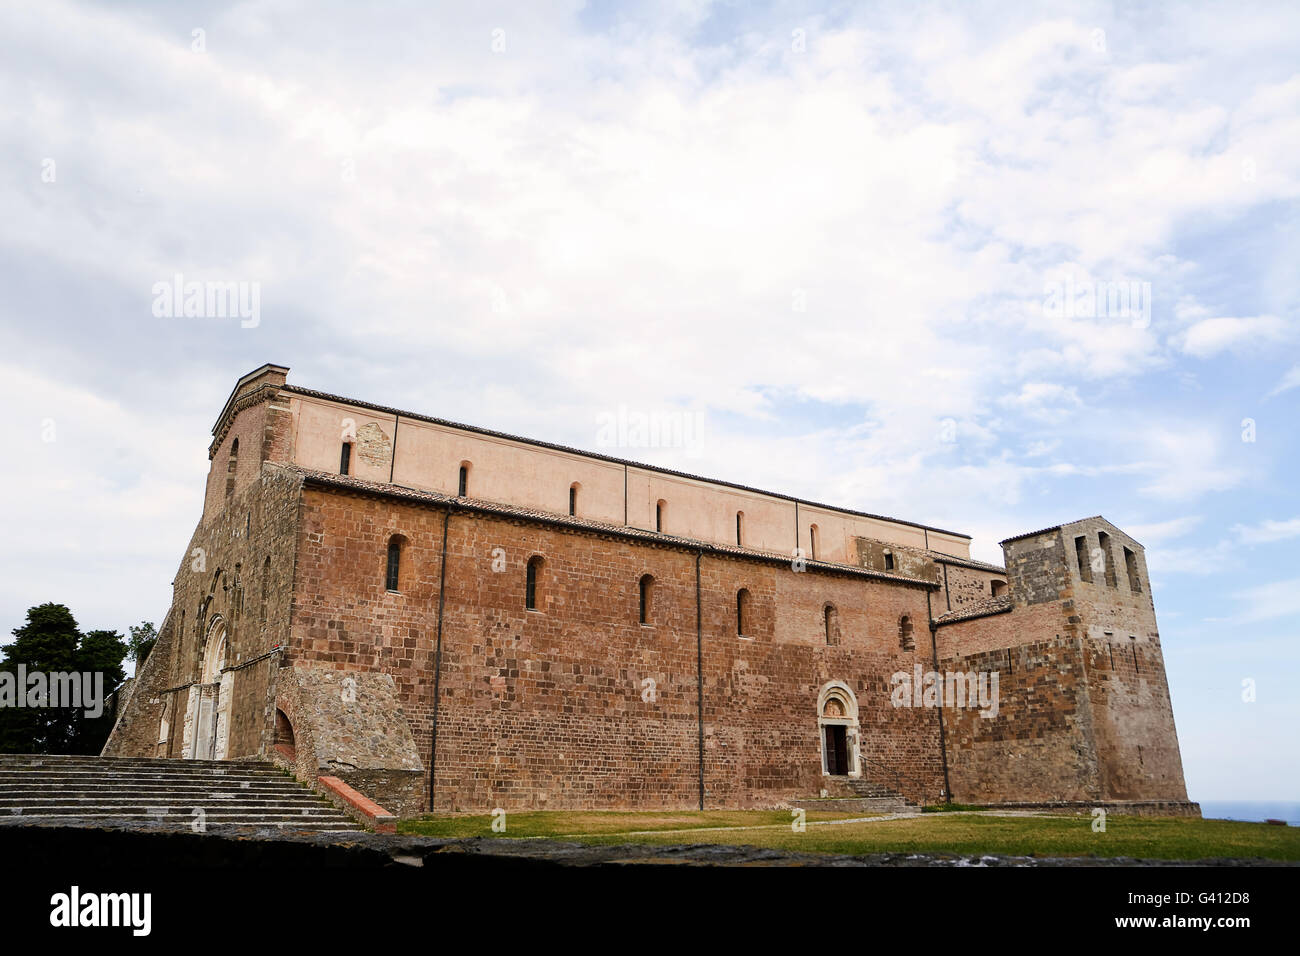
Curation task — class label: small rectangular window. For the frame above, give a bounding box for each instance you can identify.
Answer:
[385,539,401,592]
[1097,531,1117,588]
[340,442,351,475]
[1075,535,1092,583]
[1124,547,1142,592]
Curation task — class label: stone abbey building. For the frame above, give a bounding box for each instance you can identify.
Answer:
[105,364,1197,817]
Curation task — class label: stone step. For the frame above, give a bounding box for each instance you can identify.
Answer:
[0,762,290,775]
[1,804,352,818]
[0,759,269,775]
[0,786,339,803]
[0,771,295,785]
[0,776,296,788]
[0,796,342,809]
[791,795,914,814]
[1,814,360,831]
[0,755,365,832]
[0,785,315,798]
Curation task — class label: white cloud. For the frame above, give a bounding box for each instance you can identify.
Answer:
[1126,515,1203,545]
[1232,577,1300,623]
[1267,364,1300,397]
[1,0,1298,648]
[1233,517,1300,545]
[998,383,1083,422]
[1178,315,1292,358]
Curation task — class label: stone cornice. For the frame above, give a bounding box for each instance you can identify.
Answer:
[208,383,283,459]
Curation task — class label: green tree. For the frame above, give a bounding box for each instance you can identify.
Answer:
[0,603,128,754]
[75,629,129,754]
[126,621,157,671]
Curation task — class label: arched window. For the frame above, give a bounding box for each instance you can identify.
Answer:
[899,614,915,651]
[809,524,819,560]
[736,511,745,546]
[526,555,544,611]
[458,462,471,497]
[639,574,654,625]
[385,535,405,592]
[569,482,579,516]
[824,604,839,646]
[340,441,352,475]
[655,499,666,533]
[225,438,239,498]
[737,588,751,636]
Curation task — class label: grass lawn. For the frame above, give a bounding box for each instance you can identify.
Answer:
[398,809,1300,861]
[398,808,871,839]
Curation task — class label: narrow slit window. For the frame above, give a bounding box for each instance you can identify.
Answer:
[824,604,838,645]
[809,524,819,561]
[385,536,403,592]
[526,556,543,610]
[1075,535,1092,583]
[225,438,239,498]
[1097,531,1117,588]
[1124,547,1142,593]
[458,463,469,497]
[737,588,751,636]
[260,556,271,623]
[340,442,352,475]
[655,500,665,533]
[639,574,654,625]
[569,483,579,516]
[736,511,744,547]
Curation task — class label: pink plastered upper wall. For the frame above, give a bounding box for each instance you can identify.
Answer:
[206,366,973,562]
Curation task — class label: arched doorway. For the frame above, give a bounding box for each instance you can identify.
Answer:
[189,619,231,760]
[274,708,296,762]
[817,682,860,777]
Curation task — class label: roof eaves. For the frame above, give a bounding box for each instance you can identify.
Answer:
[295,469,940,589]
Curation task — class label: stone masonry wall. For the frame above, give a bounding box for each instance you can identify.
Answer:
[934,518,1189,805]
[104,463,302,761]
[288,485,944,812]
[940,636,1101,803]
[935,562,1005,614]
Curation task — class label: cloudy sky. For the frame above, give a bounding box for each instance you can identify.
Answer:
[2,0,1297,802]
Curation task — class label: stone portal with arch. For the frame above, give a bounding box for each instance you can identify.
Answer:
[817,681,861,778]
[181,615,234,760]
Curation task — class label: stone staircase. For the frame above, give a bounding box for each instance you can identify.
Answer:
[0,754,363,832]
[789,776,921,815]
[840,777,920,812]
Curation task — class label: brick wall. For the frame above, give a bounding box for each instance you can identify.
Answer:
[940,636,1100,803]
[288,487,945,811]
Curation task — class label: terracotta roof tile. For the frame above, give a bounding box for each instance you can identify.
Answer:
[934,594,1013,626]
